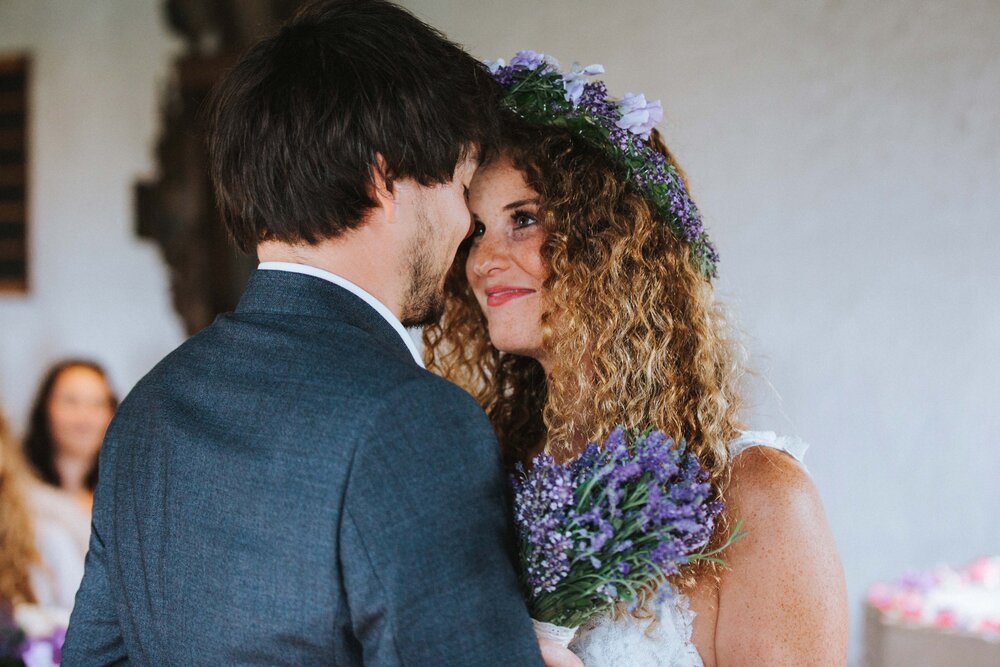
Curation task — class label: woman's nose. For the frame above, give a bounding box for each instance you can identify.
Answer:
[470,235,509,277]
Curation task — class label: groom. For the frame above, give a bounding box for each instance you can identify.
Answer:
[63,2,578,665]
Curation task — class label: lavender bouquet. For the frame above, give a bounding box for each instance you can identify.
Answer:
[512,427,741,642]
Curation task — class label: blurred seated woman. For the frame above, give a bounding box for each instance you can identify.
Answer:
[1,410,85,612]
[24,360,117,515]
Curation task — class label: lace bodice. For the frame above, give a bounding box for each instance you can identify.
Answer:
[567,430,807,666]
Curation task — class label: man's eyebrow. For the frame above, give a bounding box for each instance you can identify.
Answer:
[503,198,539,211]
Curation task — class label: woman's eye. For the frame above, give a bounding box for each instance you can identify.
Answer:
[471,220,486,238]
[513,211,537,228]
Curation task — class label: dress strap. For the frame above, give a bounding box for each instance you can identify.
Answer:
[728,430,809,465]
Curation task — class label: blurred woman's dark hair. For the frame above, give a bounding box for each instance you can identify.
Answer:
[23,360,118,492]
[207,0,502,253]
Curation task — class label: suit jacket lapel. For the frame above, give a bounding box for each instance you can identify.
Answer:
[235,269,418,367]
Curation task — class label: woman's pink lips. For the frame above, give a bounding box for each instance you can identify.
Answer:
[486,288,536,307]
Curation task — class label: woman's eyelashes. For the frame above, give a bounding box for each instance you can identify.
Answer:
[511,210,538,229]
[471,218,486,239]
[469,209,539,243]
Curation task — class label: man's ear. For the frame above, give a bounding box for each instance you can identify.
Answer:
[371,153,396,224]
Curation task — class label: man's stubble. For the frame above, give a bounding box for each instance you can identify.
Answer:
[399,206,449,328]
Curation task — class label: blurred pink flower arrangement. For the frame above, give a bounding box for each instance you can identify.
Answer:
[868,556,1000,638]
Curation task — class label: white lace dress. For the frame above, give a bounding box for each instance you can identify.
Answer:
[567,430,808,667]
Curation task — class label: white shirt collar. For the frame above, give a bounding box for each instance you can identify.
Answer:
[257,261,424,368]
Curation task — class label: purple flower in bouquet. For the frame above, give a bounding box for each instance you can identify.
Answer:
[512,454,577,595]
[19,629,65,667]
[511,427,743,628]
[1,604,68,667]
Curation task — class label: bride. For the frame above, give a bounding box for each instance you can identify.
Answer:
[425,52,849,665]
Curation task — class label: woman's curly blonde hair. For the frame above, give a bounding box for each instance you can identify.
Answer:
[1,412,39,607]
[424,120,746,570]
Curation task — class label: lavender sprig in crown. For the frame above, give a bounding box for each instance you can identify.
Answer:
[512,427,742,628]
[485,51,719,278]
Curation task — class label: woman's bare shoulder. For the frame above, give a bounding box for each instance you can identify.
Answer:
[712,446,849,666]
[728,445,815,508]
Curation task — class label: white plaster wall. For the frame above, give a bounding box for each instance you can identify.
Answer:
[0,0,185,432]
[399,0,1000,663]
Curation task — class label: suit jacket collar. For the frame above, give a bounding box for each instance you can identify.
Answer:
[235,269,419,367]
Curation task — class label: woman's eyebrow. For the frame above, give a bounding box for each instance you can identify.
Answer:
[503,198,540,211]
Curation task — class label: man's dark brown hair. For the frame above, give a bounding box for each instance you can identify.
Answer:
[207,0,500,253]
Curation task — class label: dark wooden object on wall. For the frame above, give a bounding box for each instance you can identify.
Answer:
[0,55,29,293]
[136,0,302,334]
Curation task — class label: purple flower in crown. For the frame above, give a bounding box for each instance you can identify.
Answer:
[509,50,559,72]
[578,81,616,122]
[489,50,720,278]
[562,62,605,106]
[616,93,663,140]
[483,58,506,74]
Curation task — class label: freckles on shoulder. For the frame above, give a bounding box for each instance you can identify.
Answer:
[721,445,839,577]
[725,446,817,519]
[714,446,849,665]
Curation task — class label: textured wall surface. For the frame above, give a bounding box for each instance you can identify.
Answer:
[0,0,185,428]
[399,1,1000,663]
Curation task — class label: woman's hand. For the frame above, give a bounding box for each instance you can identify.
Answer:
[538,638,584,667]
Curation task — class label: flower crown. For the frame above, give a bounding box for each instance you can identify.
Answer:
[486,51,718,278]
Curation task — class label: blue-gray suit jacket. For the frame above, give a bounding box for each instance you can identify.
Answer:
[63,269,543,666]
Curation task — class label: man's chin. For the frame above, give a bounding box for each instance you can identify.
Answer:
[401,312,439,329]
[400,295,444,328]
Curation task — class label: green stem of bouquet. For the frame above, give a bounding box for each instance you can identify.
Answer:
[531,520,748,627]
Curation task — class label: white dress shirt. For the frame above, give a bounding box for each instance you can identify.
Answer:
[257,261,424,368]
